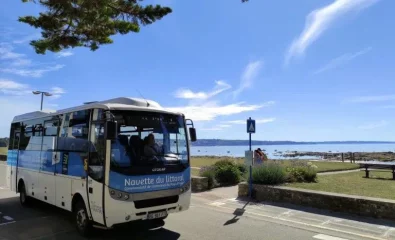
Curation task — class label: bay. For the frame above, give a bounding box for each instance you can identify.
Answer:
[190,143,395,159]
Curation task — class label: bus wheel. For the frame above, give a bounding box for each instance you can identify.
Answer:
[74,201,92,237]
[19,182,30,207]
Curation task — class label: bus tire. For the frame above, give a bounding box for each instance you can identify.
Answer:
[74,200,92,237]
[19,182,30,207]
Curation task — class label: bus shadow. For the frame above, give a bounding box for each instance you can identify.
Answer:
[95,224,181,240]
[0,197,181,240]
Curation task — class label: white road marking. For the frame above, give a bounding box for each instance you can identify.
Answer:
[277,210,293,218]
[0,221,15,226]
[209,202,225,206]
[3,216,13,221]
[382,227,395,237]
[321,219,332,225]
[200,202,384,240]
[313,234,349,240]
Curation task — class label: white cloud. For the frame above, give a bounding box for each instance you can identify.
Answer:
[50,87,66,98]
[0,79,65,99]
[51,87,65,94]
[167,101,273,121]
[0,64,65,78]
[217,124,232,128]
[201,124,232,132]
[286,0,379,64]
[0,43,25,60]
[313,47,372,74]
[358,120,388,130]
[1,37,65,78]
[349,95,395,103]
[201,127,225,131]
[10,58,32,67]
[0,79,28,90]
[174,80,231,100]
[0,79,31,96]
[12,33,41,44]
[225,118,276,124]
[56,50,74,58]
[233,60,263,97]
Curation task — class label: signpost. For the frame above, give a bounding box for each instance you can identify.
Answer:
[246,117,255,198]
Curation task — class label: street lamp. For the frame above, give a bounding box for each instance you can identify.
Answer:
[32,91,52,110]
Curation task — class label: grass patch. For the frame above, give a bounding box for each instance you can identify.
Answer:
[0,147,7,156]
[276,160,359,173]
[288,171,395,200]
[294,161,359,172]
[191,156,359,173]
[191,156,244,168]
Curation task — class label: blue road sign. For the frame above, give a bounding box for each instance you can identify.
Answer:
[247,119,255,133]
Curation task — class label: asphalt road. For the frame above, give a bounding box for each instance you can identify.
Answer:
[0,187,395,240]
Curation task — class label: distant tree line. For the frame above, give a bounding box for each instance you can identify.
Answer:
[191,139,395,147]
[0,138,9,147]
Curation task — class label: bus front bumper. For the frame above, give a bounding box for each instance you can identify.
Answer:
[103,187,191,228]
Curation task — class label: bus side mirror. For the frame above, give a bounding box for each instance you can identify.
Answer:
[189,127,197,142]
[104,121,117,140]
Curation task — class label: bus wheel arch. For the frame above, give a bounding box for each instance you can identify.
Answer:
[72,193,92,237]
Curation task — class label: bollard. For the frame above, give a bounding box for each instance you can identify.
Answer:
[341,153,344,162]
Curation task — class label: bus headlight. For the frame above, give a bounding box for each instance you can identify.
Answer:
[108,188,132,201]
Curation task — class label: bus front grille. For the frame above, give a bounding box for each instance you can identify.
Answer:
[134,195,179,209]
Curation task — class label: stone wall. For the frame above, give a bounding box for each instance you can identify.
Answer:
[239,182,395,221]
[191,176,208,192]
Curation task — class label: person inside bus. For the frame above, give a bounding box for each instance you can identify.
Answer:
[144,133,161,157]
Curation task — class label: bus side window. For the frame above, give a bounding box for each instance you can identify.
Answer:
[88,124,105,182]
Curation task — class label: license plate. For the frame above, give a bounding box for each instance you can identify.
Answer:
[147,211,167,220]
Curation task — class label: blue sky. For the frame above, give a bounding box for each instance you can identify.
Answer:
[1,0,395,141]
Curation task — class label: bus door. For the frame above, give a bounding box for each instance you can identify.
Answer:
[11,131,20,192]
[87,118,106,225]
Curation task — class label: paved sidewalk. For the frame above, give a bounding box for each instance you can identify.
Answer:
[318,169,361,175]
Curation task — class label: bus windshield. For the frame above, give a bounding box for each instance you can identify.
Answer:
[109,111,189,174]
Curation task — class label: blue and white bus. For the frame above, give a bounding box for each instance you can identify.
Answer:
[6,97,197,236]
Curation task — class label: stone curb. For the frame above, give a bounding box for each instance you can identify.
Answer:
[238,182,395,221]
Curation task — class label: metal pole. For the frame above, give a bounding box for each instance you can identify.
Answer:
[249,133,251,151]
[40,93,44,111]
[249,131,252,198]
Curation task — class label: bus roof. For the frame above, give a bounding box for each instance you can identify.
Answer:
[12,97,183,123]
